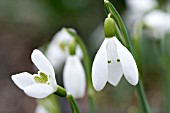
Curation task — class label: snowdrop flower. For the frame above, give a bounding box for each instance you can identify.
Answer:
[46,28,83,73]
[11,49,57,98]
[124,0,157,31]
[143,10,170,38]
[63,41,86,98]
[92,16,139,91]
[126,0,157,13]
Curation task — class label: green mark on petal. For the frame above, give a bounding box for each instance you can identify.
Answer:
[34,72,49,84]
[117,59,120,62]
[108,60,111,63]
[59,42,66,51]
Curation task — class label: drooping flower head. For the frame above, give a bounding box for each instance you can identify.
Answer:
[92,15,139,91]
[143,10,170,39]
[46,28,83,73]
[63,40,86,98]
[124,0,158,31]
[11,49,57,98]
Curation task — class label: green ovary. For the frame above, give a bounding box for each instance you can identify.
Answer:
[34,72,49,84]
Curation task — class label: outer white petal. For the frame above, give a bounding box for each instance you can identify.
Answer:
[54,28,74,46]
[46,43,67,73]
[76,45,83,59]
[114,38,139,85]
[31,49,57,88]
[143,10,170,32]
[106,38,123,86]
[126,0,157,12]
[63,55,86,98]
[11,72,34,90]
[24,83,54,99]
[92,39,108,91]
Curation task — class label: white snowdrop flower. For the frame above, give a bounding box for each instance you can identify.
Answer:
[92,37,139,91]
[126,0,157,13]
[11,49,57,98]
[63,41,86,98]
[35,104,49,113]
[46,28,83,73]
[92,16,139,91]
[143,10,170,38]
[124,0,157,31]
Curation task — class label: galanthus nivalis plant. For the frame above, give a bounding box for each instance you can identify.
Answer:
[63,41,86,98]
[92,15,139,91]
[46,28,83,73]
[11,49,60,98]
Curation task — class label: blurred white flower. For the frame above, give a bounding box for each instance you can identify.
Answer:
[35,104,49,113]
[11,49,57,98]
[143,10,170,38]
[92,37,138,91]
[46,28,83,73]
[63,55,86,98]
[124,0,157,31]
[126,0,157,13]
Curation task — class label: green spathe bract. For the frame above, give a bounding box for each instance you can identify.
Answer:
[104,17,116,38]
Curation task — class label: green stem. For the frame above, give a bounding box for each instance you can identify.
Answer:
[104,1,151,113]
[65,28,95,113]
[89,95,95,113]
[136,80,151,113]
[67,94,80,113]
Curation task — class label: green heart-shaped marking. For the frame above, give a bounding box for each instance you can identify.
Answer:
[34,72,48,83]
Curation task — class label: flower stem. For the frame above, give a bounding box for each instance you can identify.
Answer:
[136,80,151,113]
[66,28,95,113]
[104,1,151,113]
[67,93,80,113]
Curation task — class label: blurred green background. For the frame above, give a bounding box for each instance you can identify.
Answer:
[0,0,170,113]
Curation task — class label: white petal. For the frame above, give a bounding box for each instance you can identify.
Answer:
[126,0,157,13]
[54,28,74,45]
[76,45,83,59]
[106,38,123,86]
[114,37,139,85]
[31,49,57,88]
[46,43,67,73]
[63,55,86,98]
[92,39,108,91]
[11,72,34,90]
[24,83,54,99]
